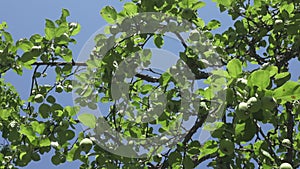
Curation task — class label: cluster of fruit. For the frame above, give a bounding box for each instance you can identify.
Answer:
[235,96,277,121]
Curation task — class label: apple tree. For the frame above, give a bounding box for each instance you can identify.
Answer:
[0,0,300,169]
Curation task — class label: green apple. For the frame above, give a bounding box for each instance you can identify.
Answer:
[279,163,293,169]
[219,139,234,155]
[51,154,61,165]
[261,96,277,110]
[34,94,44,103]
[189,30,200,41]
[236,102,250,120]
[55,85,64,93]
[182,8,194,20]
[282,139,291,147]
[65,84,73,92]
[247,97,261,112]
[80,138,93,153]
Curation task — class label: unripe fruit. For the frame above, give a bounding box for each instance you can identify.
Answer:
[282,139,291,146]
[55,85,63,93]
[182,8,194,20]
[34,94,44,103]
[247,97,261,112]
[261,96,276,110]
[236,102,249,120]
[279,163,293,169]
[189,30,200,41]
[80,138,93,153]
[219,139,234,155]
[275,19,283,24]
[238,102,248,111]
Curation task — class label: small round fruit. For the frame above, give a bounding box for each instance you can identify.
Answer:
[65,84,73,92]
[160,136,169,142]
[236,102,249,120]
[189,30,200,41]
[34,94,44,103]
[80,138,93,153]
[279,163,293,169]
[261,96,276,110]
[247,97,261,112]
[55,85,64,93]
[282,139,291,146]
[182,8,194,20]
[219,139,234,155]
[238,102,248,111]
[275,19,283,24]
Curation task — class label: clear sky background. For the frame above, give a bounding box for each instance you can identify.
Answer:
[3,0,295,169]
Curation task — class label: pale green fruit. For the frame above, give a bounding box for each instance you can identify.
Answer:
[34,94,44,103]
[279,163,293,169]
[261,96,277,110]
[236,102,249,120]
[51,154,61,165]
[238,102,248,111]
[80,138,93,153]
[65,84,73,92]
[282,139,291,146]
[247,97,261,112]
[182,8,194,20]
[275,19,283,24]
[219,139,234,155]
[160,136,169,142]
[55,85,63,93]
[189,30,200,41]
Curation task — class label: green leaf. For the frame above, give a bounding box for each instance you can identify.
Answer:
[0,109,12,120]
[273,81,300,103]
[16,39,33,52]
[61,48,73,62]
[212,0,233,7]
[70,22,81,36]
[3,31,13,44]
[0,21,7,30]
[227,59,242,78]
[56,22,68,38]
[39,103,51,118]
[183,156,194,169]
[45,19,56,40]
[65,106,79,116]
[192,1,206,10]
[100,6,118,24]
[20,125,36,143]
[263,65,278,77]
[248,70,270,90]
[40,138,51,147]
[206,19,221,30]
[154,35,164,48]
[123,2,138,16]
[31,121,45,135]
[159,72,171,86]
[280,3,294,14]
[61,8,70,21]
[78,113,96,128]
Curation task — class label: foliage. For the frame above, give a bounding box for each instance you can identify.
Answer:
[0,0,300,168]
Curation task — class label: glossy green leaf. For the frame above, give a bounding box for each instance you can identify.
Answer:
[248,70,270,90]
[273,81,300,103]
[227,59,242,78]
[100,6,118,24]
[154,35,164,48]
[78,113,96,128]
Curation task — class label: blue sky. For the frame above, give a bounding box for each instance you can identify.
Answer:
[0,0,235,168]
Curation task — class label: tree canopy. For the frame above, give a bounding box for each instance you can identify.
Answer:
[0,0,300,168]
